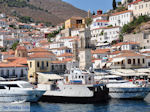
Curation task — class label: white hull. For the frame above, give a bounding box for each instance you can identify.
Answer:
[109,88,150,99]
[0,89,45,103]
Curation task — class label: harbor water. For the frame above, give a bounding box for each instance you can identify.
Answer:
[30,94,150,112]
[1,95,150,112]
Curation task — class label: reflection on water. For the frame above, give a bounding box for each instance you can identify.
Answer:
[0,99,150,112]
[30,99,150,112]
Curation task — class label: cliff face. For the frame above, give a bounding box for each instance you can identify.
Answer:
[0,0,87,25]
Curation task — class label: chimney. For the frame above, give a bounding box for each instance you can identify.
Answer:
[97,10,103,15]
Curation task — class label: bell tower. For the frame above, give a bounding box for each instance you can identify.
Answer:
[78,28,92,70]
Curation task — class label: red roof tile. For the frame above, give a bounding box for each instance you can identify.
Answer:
[110,10,132,16]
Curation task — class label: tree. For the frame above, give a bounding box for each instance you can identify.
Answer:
[85,18,92,27]
[113,0,116,10]
[11,41,19,51]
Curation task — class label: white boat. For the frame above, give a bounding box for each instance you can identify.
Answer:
[38,68,109,103]
[0,81,45,103]
[95,75,150,99]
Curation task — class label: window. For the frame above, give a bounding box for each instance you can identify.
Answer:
[13,69,15,75]
[37,62,40,67]
[7,70,9,76]
[47,61,49,67]
[30,62,32,68]
[128,59,131,64]
[133,59,135,65]
[138,59,140,64]
[143,59,145,64]
[1,70,4,77]
[21,69,24,77]
[42,61,44,69]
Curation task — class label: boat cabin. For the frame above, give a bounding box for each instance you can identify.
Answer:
[64,68,94,85]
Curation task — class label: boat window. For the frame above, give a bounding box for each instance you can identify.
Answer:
[5,84,19,88]
[20,83,34,88]
[0,86,5,89]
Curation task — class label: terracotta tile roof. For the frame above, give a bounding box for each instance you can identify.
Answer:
[0,62,26,68]
[62,58,73,62]
[22,41,32,45]
[128,0,143,5]
[110,10,133,16]
[58,53,73,57]
[1,50,15,55]
[112,42,139,47]
[95,20,109,23]
[29,47,48,53]
[5,57,27,65]
[92,59,101,63]
[29,52,55,59]
[16,46,27,51]
[115,52,144,58]
[51,60,65,64]
[50,47,71,50]
[60,36,78,40]
[91,49,110,54]
[110,51,121,55]
[93,14,108,18]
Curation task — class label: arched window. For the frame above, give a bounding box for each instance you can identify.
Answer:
[133,59,135,65]
[138,59,140,64]
[143,59,145,64]
[13,69,15,76]
[128,59,131,64]
[42,61,44,69]
[37,62,40,67]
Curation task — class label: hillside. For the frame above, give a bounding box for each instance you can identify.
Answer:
[0,0,88,25]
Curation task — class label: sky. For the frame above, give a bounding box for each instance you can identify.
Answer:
[62,0,121,13]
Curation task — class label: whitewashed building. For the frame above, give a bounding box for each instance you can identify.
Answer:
[91,26,121,43]
[128,0,150,17]
[109,10,133,27]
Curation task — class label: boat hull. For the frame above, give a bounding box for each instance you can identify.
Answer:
[109,87,150,99]
[0,90,45,103]
[40,90,109,104]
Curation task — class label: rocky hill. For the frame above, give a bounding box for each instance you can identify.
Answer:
[0,0,87,25]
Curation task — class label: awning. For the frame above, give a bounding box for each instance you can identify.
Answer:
[112,58,125,63]
[37,72,63,80]
[117,69,135,74]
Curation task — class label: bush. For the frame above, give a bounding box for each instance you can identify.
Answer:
[121,15,150,34]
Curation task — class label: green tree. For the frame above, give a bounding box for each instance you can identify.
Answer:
[85,18,92,27]
[11,41,19,51]
[113,0,117,10]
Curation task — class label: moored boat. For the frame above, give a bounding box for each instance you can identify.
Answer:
[0,81,45,103]
[38,68,109,103]
[95,75,150,99]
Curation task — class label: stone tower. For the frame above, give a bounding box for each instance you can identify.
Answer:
[78,28,92,70]
[15,45,28,57]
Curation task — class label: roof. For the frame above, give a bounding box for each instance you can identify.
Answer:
[110,10,133,16]
[4,57,27,65]
[60,36,78,40]
[110,51,121,55]
[58,53,73,57]
[128,0,143,5]
[91,49,110,54]
[29,52,55,59]
[62,58,73,62]
[93,14,108,18]
[16,46,27,51]
[0,62,26,68]
[29,47,48,53]
[112,42,139,47]
[95,20,109,23]
[114,52,144,58]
